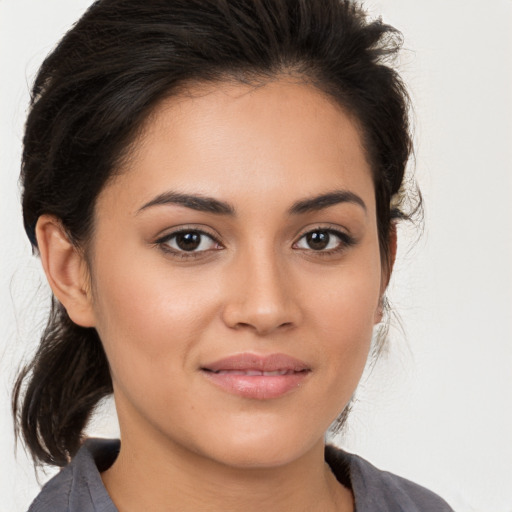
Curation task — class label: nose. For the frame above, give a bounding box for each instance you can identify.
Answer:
[221,247,302,336]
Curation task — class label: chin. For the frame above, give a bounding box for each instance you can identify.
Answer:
[194,424,323,470]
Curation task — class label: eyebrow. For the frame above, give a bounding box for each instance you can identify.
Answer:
[137,189,366,216]
[137,191,235,215]
[288,190,367,215]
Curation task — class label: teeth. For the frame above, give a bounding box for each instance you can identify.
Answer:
[215,370,292,376]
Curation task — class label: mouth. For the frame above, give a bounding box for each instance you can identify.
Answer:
[209,369,301,376]
[201,353,311,400]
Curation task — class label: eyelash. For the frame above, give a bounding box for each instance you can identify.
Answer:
[155,227,221,259]
[155,226,356,260]
[293,226,356,257]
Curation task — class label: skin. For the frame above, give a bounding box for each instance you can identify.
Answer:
[37,79,394,511]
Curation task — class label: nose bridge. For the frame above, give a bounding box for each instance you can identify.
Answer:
[222,239,300,334]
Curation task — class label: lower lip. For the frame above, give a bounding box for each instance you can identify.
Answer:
[202,371,310,400]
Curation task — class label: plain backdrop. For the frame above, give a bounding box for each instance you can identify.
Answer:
[1,1,511,511]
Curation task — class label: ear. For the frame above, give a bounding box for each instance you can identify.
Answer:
[374,222,398,324]
[36,215,96,327]
[382,222,398,290]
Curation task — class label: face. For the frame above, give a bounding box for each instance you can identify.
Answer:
[87,79,385,468]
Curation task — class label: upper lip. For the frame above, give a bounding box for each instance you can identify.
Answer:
[202,353,310,373]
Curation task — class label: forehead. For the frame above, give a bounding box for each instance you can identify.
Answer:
[98,79,375,217]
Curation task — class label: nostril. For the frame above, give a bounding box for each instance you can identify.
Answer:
[230,320,295,336]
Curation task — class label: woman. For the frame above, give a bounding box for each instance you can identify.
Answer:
[12,0,453,510]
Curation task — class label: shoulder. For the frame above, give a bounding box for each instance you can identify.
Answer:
[27,438,119,512]
[325,445,454,512]
[27,464,73,512]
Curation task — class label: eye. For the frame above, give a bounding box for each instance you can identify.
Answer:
[157,229,221,255]
[294,228,354,253]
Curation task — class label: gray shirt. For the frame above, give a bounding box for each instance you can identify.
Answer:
[28,438,453,511]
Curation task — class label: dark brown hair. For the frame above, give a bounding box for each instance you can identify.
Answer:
[13,0,417,467]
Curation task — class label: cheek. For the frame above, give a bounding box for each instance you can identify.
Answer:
[305,257,382,384]
[318,293,375,371]
[309,244,382,326]
[89,245,220,379]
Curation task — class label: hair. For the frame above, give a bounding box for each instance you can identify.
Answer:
[13,0,418,467]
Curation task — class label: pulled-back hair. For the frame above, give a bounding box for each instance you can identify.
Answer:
[13,0,416,467]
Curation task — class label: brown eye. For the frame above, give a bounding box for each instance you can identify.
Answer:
[294,228,354,253]
[175,232,202,251]
[160,230,219,253]
[305,231,330,250]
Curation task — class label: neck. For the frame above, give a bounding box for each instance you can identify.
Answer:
[101,431,353,512]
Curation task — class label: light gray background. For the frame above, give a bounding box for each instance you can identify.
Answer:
[1,1,511,511]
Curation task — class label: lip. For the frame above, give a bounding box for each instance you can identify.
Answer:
[201,353,311,400]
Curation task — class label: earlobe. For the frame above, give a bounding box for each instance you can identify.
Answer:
[381,222,398,292]
[36,215,96,327]
[374,297,384,325]
[375,223,398,324]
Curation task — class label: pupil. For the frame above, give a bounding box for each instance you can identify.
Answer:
[307,231,329,250]
[176,232,201,251]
